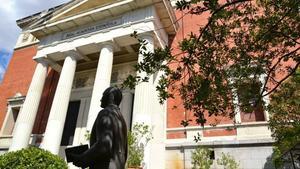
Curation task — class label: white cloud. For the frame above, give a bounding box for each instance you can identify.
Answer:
[0,0,69,52]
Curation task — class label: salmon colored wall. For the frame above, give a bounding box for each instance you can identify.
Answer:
[0,45,59,135]
[167,10,234,130]
[167,8,296,139]
[203,128,237,137]
[0,45,38,128]
[167,131,186,139]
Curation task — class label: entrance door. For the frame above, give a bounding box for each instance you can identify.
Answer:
[61,101,81,146]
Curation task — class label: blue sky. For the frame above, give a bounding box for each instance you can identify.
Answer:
[0,0,69,82]
[0,50,11,81]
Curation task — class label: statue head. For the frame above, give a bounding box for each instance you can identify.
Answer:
[101,87,123,108]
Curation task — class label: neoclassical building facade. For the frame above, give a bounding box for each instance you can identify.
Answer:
[0,0,274,168]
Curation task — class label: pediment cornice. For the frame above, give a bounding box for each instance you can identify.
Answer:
[17,0,178,39]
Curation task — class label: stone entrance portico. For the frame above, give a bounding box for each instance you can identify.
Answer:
[8,1,177,168]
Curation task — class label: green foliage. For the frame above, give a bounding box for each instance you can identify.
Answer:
[217,153,239,169]
[271,147,284,169]
[268,69,300,167]
[0,147,68,169]
[268,69,300,148]
[127,123,153,168]
[191,148,240,169]
[123,0,300,127]
[191,147,213,169]
[236,78,263,113]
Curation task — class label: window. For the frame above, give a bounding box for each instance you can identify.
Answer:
[237,78,265,122]
[232,75,267,123]
[0,95,24,136]
[210,150,215,160]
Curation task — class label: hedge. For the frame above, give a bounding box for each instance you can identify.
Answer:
[0,147,68,169]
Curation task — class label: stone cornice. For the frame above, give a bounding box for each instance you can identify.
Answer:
[16,0,177,39]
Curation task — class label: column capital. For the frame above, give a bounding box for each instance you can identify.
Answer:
[98,41,115,51]
[64,50,83,60]
[35,57,48,66]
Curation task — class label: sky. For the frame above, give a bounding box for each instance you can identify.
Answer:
[0,0,70,82]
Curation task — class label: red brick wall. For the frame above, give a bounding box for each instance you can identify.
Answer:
[203,128,237,137]
[167,10,233,130]
[167,131,186,139]
[167,7,297,132]
[0,45,38,128]
[0,45,59,135]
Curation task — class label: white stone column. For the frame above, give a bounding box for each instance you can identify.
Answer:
[9,61,48,152]
[41,53,77,154]
[86,44,114,131]
[132,35,154,169]
[120,90,134,131]
[132,35,154,125]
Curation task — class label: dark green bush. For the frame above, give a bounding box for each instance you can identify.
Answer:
[0,147,68,169]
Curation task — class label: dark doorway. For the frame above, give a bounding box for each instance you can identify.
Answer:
[61,101,81,146]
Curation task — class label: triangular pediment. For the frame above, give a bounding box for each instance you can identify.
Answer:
[23,0,178,39]
[49,0,120,23]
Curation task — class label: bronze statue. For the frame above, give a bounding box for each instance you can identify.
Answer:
[68,87,128,169]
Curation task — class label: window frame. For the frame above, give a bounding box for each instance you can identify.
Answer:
[0,95,25,136]
[230,74,270,124]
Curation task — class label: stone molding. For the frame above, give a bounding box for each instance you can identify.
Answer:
[39,6,155,48]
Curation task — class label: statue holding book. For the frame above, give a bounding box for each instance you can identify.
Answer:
[66,87,128,169]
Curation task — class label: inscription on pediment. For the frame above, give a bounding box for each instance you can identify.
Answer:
[62,17,122,40]
[56,6,154,42]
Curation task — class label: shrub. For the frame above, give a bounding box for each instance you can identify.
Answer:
[191,147,213,169]
[217,152,239,169]
[192,148,239,169]
[0,147,68,169]
[271,147,284,169]
[127,123,152,168]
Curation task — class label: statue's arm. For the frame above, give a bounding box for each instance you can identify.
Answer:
[81,112,113,163]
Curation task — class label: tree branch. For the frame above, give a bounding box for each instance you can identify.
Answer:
[255,5,296,43]
[262,61,300,97]
[196,0,252,43]
[260,47,300,98]
[273,30,300,45]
